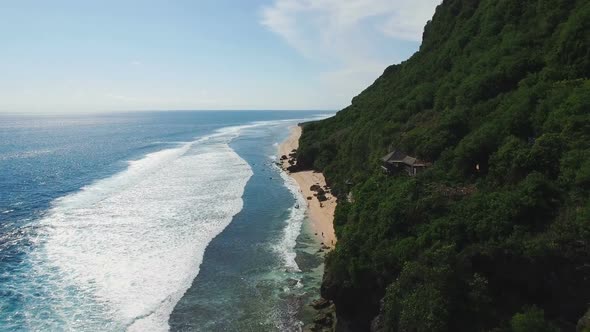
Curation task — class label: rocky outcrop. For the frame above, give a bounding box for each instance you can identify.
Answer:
[320,267,381,332]
[306,298,336,332]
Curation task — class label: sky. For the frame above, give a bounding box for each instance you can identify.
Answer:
[0,0,441,113]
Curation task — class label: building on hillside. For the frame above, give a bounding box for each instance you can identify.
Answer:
[381,150,431,176]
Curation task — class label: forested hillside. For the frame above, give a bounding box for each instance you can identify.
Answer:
[296,0,590,330]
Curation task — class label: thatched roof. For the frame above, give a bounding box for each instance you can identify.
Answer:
[381,150,407,163]
[382,150,429,167]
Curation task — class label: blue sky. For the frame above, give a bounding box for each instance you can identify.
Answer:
[0,0,440,113]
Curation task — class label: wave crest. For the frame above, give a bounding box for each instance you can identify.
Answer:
[20,126,254,331]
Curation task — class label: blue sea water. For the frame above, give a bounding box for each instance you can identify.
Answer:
[0,111,331,331]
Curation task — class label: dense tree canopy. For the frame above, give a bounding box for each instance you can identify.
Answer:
[296,0,590,330]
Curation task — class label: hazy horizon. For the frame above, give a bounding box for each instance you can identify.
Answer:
[0,109,337,118]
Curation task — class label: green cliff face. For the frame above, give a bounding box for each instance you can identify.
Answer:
[296,0,590,330]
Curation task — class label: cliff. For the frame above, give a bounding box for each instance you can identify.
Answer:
[297,0,590,330]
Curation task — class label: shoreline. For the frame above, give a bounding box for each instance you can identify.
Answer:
[278,125,337,249]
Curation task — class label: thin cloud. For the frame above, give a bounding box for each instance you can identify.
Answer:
[260,0,440,103]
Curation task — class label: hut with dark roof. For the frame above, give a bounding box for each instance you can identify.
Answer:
[381,150,430,176]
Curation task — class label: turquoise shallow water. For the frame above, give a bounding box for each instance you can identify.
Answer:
[0,111,330,331]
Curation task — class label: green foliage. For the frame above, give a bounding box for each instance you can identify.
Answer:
[381,245,455,332]
[298,0,590,330]
[510,306,558,332]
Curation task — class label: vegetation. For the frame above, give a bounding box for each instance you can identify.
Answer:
[296,0,590,330]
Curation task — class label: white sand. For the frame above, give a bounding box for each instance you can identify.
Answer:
[279,126,337,248]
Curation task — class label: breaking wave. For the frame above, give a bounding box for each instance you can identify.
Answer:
[7,125,254,331]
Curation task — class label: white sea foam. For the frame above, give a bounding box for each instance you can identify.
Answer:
[274,165,308,273]
[25,125,254,331]
[6,116,335,331]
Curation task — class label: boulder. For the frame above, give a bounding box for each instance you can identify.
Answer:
[313,312,333,326]
[286,278,299,287]
[311,298,331,310]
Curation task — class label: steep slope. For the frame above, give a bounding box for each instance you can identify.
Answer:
[297,0,590,330]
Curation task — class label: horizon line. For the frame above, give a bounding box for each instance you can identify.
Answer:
[0,109,339,117]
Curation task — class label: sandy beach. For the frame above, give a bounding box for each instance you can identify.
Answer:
[279,125,337,248]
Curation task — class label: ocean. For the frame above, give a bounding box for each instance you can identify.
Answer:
[0,111,331,331]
